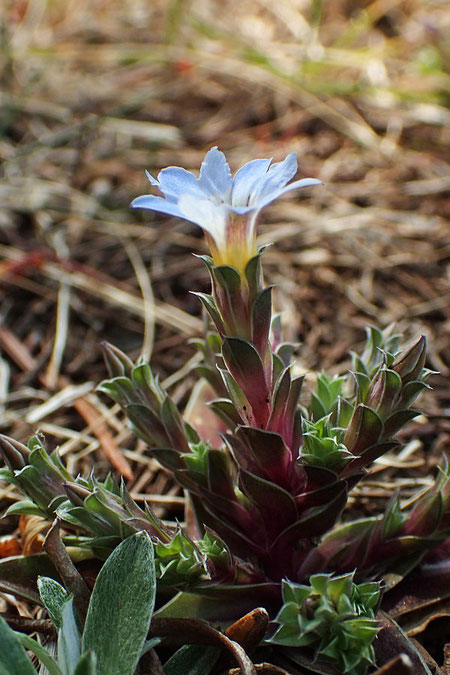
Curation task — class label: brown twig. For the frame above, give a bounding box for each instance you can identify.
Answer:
[0,614,57,638]
[43,519,91,623]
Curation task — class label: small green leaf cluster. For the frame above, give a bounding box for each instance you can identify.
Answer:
[301,417,352,470]
[154,528,208,584]
[99,344,189,453]
[307,326,432,476]
[182,438,212,478]
[0,434,72,521]
[310,373,347,422]
[352,325,430,424]
[270,573,381,675]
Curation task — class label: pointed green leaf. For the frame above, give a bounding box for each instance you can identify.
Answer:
[38,577,70,629]
[352,371,371,401]
[0,467,14,483]
[73,652,98,675]
[404,488,443,537]
[97,377,136,407]
[58,597,81,675]
[344,404,383,454]
[270,367,292,421]
[164,644,219,675]
[284,376,304,434]
[219,368,254,425]
[0,617,37,675]
[5,500,47,518]
[276,342,296,367]
[295,479,348,510]
[209,398,242,428]
[382,409,420,438]
[125,403,168,446]
[192,292,225,334]
[82,532,156,675]
[399,380,429,408]
[244,253,263,298]
[380,368,403,410]
[391,335,426,383]
[212,265,246,332]
[194,253,214,270]
[310,392,327,422]
[101,342,134,378]
[340,441,401,476]
[161,396,188,450]
[334,396,354,428]
[366,368,402,417]
[213,264,242,293]
[189,493,261,562]
[131,363,162,409]
[362,325,383,365]
[351,352,368,377]
[17,634,62,675]
[272,352,286,383]
[154,584,279,623]
[150,448,185,471]
[381,494,408,540]
[0,435,27,471]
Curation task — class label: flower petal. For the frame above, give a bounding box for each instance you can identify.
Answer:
[198,147,233,202]
[178,193,229,247]
[267,152,298,179]
[156,166,206,201]
[255,177,323,210]
[131,194,185,219]
[231,205,256,215]
[145,170,160,187]
[231,158,272,207]
[249,152,298,204]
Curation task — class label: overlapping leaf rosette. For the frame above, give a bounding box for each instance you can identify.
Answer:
[1,148,449,673]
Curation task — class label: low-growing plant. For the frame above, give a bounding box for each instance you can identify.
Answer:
[1,148,448,674]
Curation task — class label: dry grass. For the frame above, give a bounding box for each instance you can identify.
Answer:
[0,0,449,525]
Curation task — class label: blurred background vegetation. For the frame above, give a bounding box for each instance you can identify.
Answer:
[0,0,448,513]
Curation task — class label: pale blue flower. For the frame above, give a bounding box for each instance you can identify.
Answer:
[132,147,321,272]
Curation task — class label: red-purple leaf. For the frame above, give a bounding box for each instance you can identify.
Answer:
[222,338,270,427]
[344,404,383,454]
[239,469,298,540]
[298,518,377,578]
[251,286,273,359]
[237,427,292,488]
[374,611,434,674]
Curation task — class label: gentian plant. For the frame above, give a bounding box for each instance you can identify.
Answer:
[1,148,449,675]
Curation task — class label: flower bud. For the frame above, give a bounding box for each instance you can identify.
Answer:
[0,434,28,470]
[391,335,426,384]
